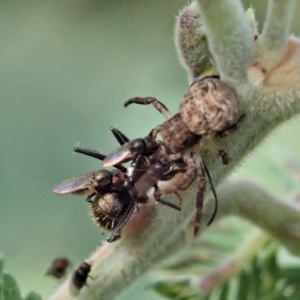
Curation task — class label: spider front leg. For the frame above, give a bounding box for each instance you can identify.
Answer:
[124,97,173,119]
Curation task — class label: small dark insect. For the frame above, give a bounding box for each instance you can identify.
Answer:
[46,257,71,279]
[72,262,91,289]
[104,75,244,235]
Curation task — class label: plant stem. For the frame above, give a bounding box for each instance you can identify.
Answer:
[215,180,300,256]
[197,0,254,82]
[260,0,296,67]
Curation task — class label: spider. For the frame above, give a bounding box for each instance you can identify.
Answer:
[104,75,243,235]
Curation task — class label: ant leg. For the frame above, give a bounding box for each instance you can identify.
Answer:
[106,199,136,243]
[74,127,128,160]
[74,127,130,171]
[110,127,130,144]
[74,147,106,161]
[86,193,96,203]
[73,147,127,173]
[124,97,173,119]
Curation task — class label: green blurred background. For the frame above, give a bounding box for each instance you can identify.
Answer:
[0,0,300,298]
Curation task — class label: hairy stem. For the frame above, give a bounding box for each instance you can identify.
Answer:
[212,180,300,256]
[197,0,254,82]
[260,0,296,67]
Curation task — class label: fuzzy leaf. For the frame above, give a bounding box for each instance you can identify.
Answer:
[1,273,22,300]
[23,291,43,300]
[151,280,198,300]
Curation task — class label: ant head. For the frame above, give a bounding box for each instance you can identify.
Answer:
[128,138,147,155]
[94,170,113,189]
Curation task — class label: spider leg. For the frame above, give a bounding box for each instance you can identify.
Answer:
[148,125,162,140]
[155,197,181,211]
[193,154,206,236]
[154,155,196,197]
[202,162,218,225]
[215,113,246,138]
[124,97,173,119]
[153,185,181,211]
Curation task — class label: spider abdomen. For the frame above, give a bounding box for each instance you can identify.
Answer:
[180,77,239,135]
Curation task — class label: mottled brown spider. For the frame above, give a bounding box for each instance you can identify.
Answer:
[105,75,243,235]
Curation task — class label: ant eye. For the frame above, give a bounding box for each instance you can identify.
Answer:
[98,176,112,187]
[95,170,112,187]
[130,139,146,154]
